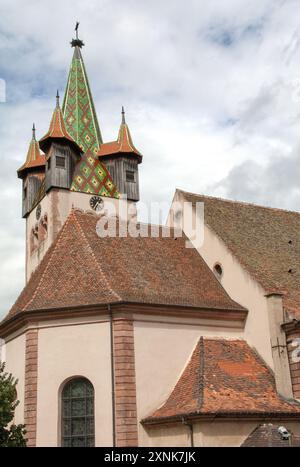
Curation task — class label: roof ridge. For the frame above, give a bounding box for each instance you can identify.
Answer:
[177,188,300,216]
[23,211,76,311]
[72,211,121,302]
[202,337,244,342]
[121,124,135,153]
[198,337,205,411]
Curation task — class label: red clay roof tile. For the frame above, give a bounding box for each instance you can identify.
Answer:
[241,423,300,447]
[179,190,300,318]
[17,138,45,178]
[39,103,81,154]
[2,210,245,323]
[143,338,300,423]
[97,122,142,162]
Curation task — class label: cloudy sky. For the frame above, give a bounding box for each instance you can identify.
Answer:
[0,0,300,317]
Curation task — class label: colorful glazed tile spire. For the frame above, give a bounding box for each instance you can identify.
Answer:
[17,124,46,178]
[62,37,102,154]
[97,107,143,163]
[61,28,119,198]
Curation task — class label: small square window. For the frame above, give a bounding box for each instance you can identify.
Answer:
[56,156,66,169]
[126,170,135,182]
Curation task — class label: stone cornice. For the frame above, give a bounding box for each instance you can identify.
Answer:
[0,301,248,340]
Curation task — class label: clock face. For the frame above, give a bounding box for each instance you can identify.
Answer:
[89,195,104,212]
[36,204,41,220]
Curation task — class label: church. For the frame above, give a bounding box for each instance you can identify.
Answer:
[1,28,300,448]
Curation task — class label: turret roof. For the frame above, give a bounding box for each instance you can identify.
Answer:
[39,92,82,154]
[17,124,45,178]
[97,108,142,163]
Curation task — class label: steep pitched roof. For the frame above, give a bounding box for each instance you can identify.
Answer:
[17,126,45,178]
[241,424,300,447]
[62,45,102,152]
[61,44,119,198]
[39,95,81,154]
[143,338,300,424]
[97,109,142,162]
[179,190,300,318]
[2,210,245,323]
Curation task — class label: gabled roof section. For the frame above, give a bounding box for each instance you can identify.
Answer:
[39,93,82,154]
[2,210,245,324]
[178,189,300,318]
[143,338,300,424]
[62,45,102,154]
[97,108,142,163]
[241,424,300,447]
[17,125,45,178]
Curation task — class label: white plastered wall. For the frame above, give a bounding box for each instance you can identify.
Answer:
[36,319,112,447]
[134,316,244,446]
[167,191,273,369]
[4,333,26,425]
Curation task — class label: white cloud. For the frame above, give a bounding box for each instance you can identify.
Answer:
[0,0,300,317]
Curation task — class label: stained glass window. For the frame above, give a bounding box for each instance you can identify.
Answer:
[61,378,95,447]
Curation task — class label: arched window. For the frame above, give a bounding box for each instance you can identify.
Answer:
[213,262,223,280]
[61,378,95,447]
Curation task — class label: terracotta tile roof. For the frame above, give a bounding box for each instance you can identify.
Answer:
[179,190,300,318]
[143,338,300,424]
[17,137,45,178]
[97,119,142,162]
[241,424,300,447]
[2,210,244,322]
[39,101,82,154]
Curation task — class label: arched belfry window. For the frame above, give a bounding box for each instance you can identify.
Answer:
[61,378,95,447]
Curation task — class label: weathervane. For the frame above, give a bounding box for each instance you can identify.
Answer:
[56,90,60,107]
[71,21,84,48]
[32,123,36,140]
[75,21,79,39]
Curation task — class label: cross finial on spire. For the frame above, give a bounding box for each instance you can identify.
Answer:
[56,90,60,107]
[121,106,126,124]
[71,21,85,48]
[32,123,36,140]
[75,21,80,39]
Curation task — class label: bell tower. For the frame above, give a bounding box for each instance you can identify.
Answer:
[17,25,141,282]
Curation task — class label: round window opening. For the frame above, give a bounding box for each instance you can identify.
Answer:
[214,263,223,279]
